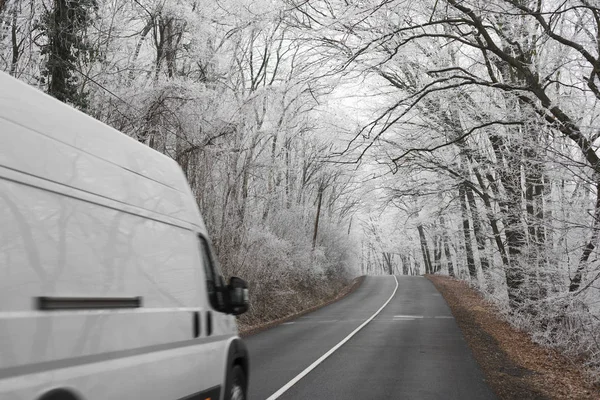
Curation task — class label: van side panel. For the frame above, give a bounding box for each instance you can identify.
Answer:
[0,176,229,399]
[0,73,186,194]
[0,178,202,312]
[0,117,197,227]
[0,72,233,399]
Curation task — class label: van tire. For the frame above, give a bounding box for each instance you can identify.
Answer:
[38,389,79,400]
[227,365,247,400]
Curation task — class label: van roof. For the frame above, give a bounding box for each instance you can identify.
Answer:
[0,71,206,231]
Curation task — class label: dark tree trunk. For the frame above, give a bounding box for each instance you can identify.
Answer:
[10,5,19,76]
[285,139,292,209]
[46,0,72,102]
[474,169,510,268]
[413,250,421,276]
[41,0,95,109]
[440,216,455,277]
[488,134,526,305]
[417,224,433,274]
[383,252,393,275]
[401,254,410,275]
[312,186,323,250]
[433,236,442,273]
[570,182,600,292]
[465,183,490,273]
[459,182,477,279]
[523,132,547,271]
[128,21,152,83]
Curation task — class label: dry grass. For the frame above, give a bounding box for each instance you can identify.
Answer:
[428,275,599,400]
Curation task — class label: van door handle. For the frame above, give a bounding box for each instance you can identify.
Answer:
[193,311,200,338]
[206,311,213,336]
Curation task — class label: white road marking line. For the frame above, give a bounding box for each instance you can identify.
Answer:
[391,315,454,320]
[283,322,295,325]
[265,275,399,400]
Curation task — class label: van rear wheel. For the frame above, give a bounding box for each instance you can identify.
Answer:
[228,365,246,400]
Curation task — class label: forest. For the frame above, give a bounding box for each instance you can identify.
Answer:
[2,0,600,377]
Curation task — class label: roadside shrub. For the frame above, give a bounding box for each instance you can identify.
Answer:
[216,208,357,328]
[509,295,600,380]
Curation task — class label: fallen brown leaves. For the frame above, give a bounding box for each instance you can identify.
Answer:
[428,275,599,400]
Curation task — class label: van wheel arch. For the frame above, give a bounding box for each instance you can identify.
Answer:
[38,388,81,400]
[225,338,249,398]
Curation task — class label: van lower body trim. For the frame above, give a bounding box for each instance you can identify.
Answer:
[0,335,235,380]
[177,385,221,400]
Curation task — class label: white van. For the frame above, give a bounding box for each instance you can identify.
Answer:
[0,71,250,400]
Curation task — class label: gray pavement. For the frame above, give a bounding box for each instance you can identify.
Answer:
[245,275,497,400]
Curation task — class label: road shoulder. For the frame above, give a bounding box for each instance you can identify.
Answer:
[428,275,598,400]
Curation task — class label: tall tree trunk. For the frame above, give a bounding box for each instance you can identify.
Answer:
[285,139,292,209]
[440,215,455,277]
[312,186,323,250]
[459,182,477,279]
[128,21,152,83]
[263,126,281,221]
[570,181,600,291]
[523,131,547,299]
[239,132,256,226]
[489,134,526,305]
[383,252,393,275]
[474,168,510,268]
[401,254,410,275]
[164,19,183,78]
[10,3,19,76]
[417,224,432,274]
[412,248,421,275]
[433,235,442,273]
[154,17,167,81]
[465,183,490,273]
[361,241,365,275]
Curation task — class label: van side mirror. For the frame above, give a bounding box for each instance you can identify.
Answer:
[227,276,249,316]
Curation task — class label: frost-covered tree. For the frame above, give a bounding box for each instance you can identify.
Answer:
[38,0,97,109]
[287,0,600,375]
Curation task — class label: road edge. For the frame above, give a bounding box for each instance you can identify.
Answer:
[238,276,365,338]
[427,274,598,399]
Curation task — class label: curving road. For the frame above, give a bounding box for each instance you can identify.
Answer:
[244,275,497,400]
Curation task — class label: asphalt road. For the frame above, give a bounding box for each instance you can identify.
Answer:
[245,275,497,400]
